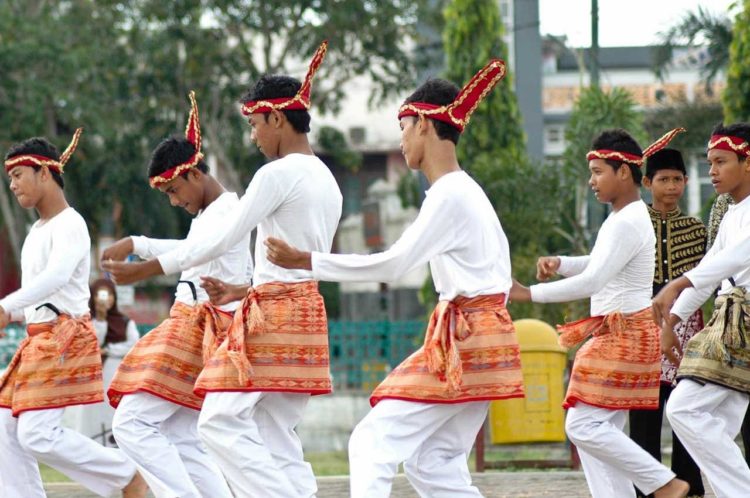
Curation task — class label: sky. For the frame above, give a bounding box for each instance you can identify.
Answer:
[538,0,736,47]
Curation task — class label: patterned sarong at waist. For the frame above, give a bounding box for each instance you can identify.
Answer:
[370,293,524,406]
[108,301,227,410]
[661,309,703,384]
[677,287,750,394]
[0,314,103,416]
[559,307,660,410]
[194,280,330,396]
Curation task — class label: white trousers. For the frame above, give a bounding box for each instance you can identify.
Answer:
[112,392,232,498]
[348,399,488,498]
[666,379,750,498]
[0,406,135,498]
[197,391,317,498]
[565,402,674,498]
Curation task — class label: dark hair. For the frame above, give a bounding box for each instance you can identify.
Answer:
[240,75,311,133]
[89,278,130,344]
[711,122,750,160]
[591,129,643,185]
[645,148,686,180]
[403,79,461,145]
[147,137,209,180]
[5,137,65,189]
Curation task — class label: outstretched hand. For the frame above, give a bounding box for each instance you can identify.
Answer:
[536,256,560,281]
[101,259,162,285]
[101,237,134,262]
[264,237,312,270]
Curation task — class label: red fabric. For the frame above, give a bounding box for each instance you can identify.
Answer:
[708,134,750,157]
[4,128,83,174]
[149,91,203,188]
[240,41,328,116]
[397,59,506,132]
[586,128,686,167]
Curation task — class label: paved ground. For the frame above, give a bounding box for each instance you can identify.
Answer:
[44,471,717,497]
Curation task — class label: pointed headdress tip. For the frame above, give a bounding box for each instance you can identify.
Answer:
[450,58,508,129]
[148,93,204,189]
[298,40,329,107]
[643,127,687,158]
[239,40,329,116]
[185,90,202,153]
[396,58,508,133]
[59,127,84,172]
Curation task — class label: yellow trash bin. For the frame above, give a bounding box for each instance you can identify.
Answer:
[489,318,567,443]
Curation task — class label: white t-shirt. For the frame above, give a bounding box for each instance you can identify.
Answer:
[0,207,91,323]
[158,154,342,286]
[672,194,750,321]
[530,200,655,315]
[312,170,512,301]
[132,192,252,311]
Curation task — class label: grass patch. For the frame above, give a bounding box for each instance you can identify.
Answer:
[41,464,69,482]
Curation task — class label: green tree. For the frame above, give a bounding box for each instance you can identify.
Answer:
[561,86,646,252]
[0,0,430,264]
[441,0,567,324]
[723,0,750,122]
[653,6,732,92]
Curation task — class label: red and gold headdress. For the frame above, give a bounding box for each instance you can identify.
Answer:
[707,134,750,157]
[585,128,686,166]
[4,128,83,174]
[149,91,203,188]
[397,59,506,133]
[240,41,328,116]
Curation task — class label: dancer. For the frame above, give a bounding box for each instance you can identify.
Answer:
[0,130,146,497]
[104,42,342,498]
[511,128,690,498]
[265,59,525,497]
[653,122,750,497]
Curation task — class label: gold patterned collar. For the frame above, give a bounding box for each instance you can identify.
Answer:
[647,204,681,220]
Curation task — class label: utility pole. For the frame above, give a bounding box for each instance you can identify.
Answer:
[590,0,600,88]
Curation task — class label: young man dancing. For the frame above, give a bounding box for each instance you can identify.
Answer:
[0,130,146,497]
[653,122,750,497]
[511,129,690,498]
[266,59,525,497]
[104,43,342,498]
[102,92,246,498]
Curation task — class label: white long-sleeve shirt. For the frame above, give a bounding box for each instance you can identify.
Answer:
[0,207,91,324]
[311,170,512,301]
[530,200,655,315]
[158,154,342,286]
[672,194,750,321]
[132,192,252,311]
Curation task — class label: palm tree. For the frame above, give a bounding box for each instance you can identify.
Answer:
[652,6,733,92]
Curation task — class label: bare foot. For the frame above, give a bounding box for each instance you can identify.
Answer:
[122,471,148,498]
[654,478,689,498]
